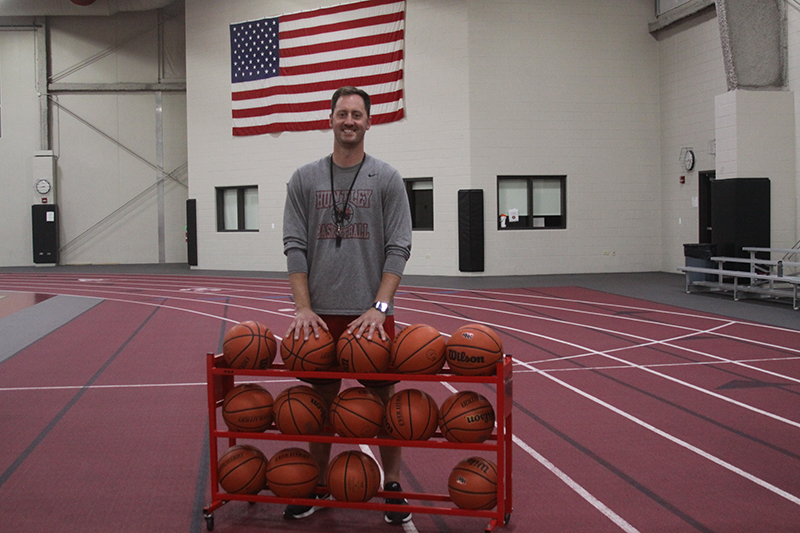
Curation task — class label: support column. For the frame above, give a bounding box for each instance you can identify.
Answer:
[715,90,795,247]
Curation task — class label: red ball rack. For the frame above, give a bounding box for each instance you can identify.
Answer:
[203,353,513,532]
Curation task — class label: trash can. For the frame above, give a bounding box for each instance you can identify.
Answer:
[683,243,717,283]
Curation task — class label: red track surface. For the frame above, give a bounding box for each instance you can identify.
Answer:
[0,272,798,532]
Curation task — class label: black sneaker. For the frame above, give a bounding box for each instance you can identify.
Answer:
[283,493,331,520]
[383,481,412,525]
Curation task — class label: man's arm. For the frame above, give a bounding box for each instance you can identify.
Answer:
[286,272,328,340]
[348,272,402,341]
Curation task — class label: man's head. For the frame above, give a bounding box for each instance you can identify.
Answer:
[330,87,372,150]
[330,86,371,117]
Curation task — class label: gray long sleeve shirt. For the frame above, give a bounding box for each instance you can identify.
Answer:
[283,154,412,315]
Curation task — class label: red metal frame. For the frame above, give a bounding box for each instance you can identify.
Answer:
[203,353,513,532]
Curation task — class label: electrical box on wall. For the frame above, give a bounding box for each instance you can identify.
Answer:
[32,151,56,204]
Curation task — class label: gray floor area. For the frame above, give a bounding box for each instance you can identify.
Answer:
[1,264,797,330]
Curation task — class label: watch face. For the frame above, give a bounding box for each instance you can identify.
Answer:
[36,179,52,194]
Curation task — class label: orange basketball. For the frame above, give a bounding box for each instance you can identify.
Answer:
[438,391,495,443]
[273,385,327,435]
[448,457,498,510]
[390,324,446,374]
[222,383,274,432]
[445,324,503,376]
[280,329,337,372]
[384,388,439,440]
[325,450,381,502]
[330,387,385,438]
[223,321,277,370]
[336,329,392,374]
[217,444,267,495]
[265,447,320,498]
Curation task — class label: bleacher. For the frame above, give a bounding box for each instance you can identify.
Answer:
[678,247,800,310]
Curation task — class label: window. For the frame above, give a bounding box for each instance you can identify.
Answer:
[404,178,433,230]
[216,186,259,231]
[497,176,566,230]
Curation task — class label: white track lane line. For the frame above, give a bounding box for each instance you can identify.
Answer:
[396,298,800,368]
[512,435,641,533]
[3,280,798,426]
[439,381,641,532]
[514,355,800,374]
[395,305,800,429]
[357,446,419,533]
[518,359,800,507]
[402,286,800,335]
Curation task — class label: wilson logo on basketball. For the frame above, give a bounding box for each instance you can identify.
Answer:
[466,413,493,424]
[448,350,485,364]
[466,457,491,474]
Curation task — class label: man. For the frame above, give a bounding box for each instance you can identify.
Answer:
[282,86,413,524]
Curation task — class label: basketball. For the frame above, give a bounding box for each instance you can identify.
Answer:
[330,387,385,438]
[265,447,320,498]
[325,450,381,502]
[384,388,439,440]
[448,457,498,510]
[223,321,277,370]
[280,329,337,372]
[217,444,267,495]
[222,383,274,432]
[438,391,495,443]
[71,0,97,5]
[273,385,327,435]
[390,324,447,374]
[445,324,503,375]
[336,329,392,374]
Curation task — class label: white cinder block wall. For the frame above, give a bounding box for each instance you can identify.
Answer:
[186,0,665,275]
[0,29,41,266]
[657,9,727,272]
[2,0,797,271]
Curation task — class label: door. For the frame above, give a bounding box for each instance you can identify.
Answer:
[698,171,714,243]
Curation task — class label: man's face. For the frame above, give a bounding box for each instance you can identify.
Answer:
[330,94,371,148]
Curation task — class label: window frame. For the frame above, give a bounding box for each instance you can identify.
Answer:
[497,175,566,230]
[216,185,259,232]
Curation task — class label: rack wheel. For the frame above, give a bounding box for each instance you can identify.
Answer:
[505,512,511,524]
[204,513,214,531]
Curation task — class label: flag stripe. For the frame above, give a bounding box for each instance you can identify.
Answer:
[280,49,403,77]
[237,99,403,129]
[232,70,403,103]
[280,0,402,24]
[280,29,403,58]
[280,40,404,69]
[233,61,404,102]
[230,0,405,135]
[280,11,403,41]
[233,89,403,119]
[233,108,404,137]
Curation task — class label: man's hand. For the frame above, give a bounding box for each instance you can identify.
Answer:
[348,308,387,341]
[285,307,328,341]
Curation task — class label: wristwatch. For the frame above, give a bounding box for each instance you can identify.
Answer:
[373,301,389,313]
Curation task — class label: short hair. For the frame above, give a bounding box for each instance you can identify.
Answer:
[330,86,371,117]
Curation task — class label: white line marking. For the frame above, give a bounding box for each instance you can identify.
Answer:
[521,359,800,507]
[396,305,800,428]
[0,379,298,393]
[512,434,641,533]
[438,381,638,531]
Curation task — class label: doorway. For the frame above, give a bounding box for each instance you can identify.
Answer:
[698,170,715,243]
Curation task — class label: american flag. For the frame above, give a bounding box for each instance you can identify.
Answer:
[230,0,405,136]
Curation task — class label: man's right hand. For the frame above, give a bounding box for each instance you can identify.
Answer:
[285,307,328,341]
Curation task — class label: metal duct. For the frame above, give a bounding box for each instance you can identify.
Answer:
[0,0,177,17]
